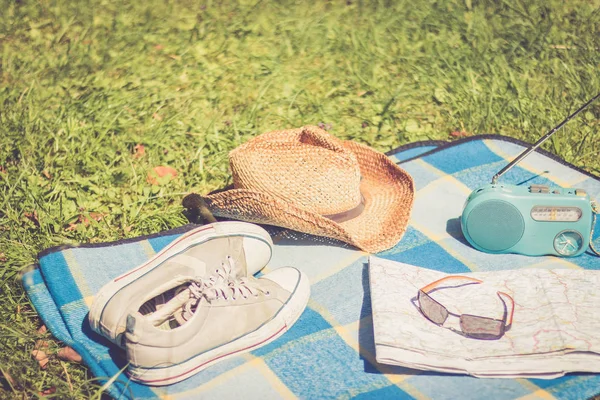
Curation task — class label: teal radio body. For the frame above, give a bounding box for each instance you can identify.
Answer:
[461,183,593,257]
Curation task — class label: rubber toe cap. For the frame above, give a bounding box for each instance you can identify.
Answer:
[243,236,272,276]
[262,267,303,293]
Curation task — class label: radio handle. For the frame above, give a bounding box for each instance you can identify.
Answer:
[491,92,600,184]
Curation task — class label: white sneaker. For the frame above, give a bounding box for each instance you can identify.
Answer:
[89,221,273,347]
[123,258,310,386]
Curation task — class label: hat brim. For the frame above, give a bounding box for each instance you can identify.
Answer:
[202,140,414,253]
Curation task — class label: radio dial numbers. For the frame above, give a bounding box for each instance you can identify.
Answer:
[530,206,582,222]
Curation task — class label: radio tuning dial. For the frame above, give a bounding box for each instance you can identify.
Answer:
[531,206,582,222]
[553,230,584,256]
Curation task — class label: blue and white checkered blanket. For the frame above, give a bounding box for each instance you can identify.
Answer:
[22,135,600,399]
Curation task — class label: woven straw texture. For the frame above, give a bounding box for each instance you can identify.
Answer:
[203,126,415,253]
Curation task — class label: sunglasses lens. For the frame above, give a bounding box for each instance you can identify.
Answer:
[460,314,504,340]
[418,291,449,325]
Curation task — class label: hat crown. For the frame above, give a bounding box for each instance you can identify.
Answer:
[230,127,362,215]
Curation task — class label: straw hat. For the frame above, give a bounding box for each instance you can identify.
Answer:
[202,126,414,253]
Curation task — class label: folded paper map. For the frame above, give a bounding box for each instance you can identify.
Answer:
[369,256,600,378]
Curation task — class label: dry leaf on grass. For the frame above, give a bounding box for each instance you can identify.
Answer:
[35,339,49,349]
[57,346,82,363]
[35,325,50,352]
[89,212,104,222]
[24,210,40,227]
[65,213,104,231]
[39,386,56,396]
[65,222,79,232]
[32,349,49,369]
[450,130,469,138]
[133,144,145,159]
[147,166,178,185]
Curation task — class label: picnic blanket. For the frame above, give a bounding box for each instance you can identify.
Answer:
[22,135,600,400]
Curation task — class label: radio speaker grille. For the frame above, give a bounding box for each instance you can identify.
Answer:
[465,200,524,252]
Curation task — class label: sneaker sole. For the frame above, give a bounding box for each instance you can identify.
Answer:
[88,221,273,345]
[127,267,310,386]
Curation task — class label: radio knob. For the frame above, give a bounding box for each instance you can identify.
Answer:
[575,189,587,197]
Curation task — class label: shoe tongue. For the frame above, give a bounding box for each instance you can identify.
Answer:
[139,248,249,330]
[225,236,248,276]
[144,288,192,327]
[178,304,195,323]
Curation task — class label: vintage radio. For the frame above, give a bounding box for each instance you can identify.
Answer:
[461,93,600,257]
[461,183,594,256]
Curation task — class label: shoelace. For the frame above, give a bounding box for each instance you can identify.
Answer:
[174,256,270,325]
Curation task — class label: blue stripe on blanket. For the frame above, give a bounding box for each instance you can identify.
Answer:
[22,135,600,399]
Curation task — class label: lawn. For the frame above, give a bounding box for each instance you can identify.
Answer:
[1,0,599,397]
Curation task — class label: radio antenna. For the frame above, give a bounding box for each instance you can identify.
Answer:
[491,92,600,184]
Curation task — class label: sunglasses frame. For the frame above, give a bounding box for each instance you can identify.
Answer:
[417,276,514,340]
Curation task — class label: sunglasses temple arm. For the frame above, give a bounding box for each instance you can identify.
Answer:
[497,291,515,326]
[420,275,483,293]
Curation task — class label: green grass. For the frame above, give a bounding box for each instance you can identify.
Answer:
[1,0,599,397]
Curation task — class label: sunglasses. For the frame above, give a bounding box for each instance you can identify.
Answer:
[417,276,514,340]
